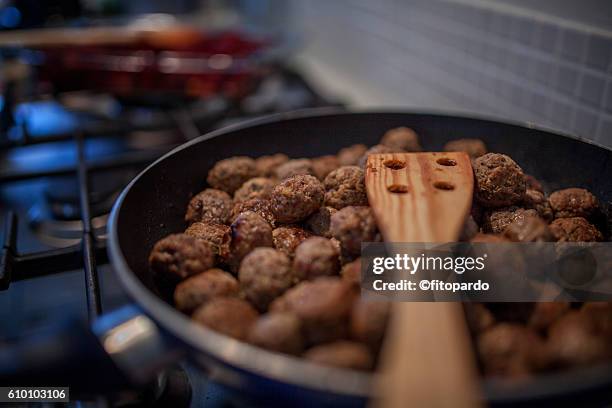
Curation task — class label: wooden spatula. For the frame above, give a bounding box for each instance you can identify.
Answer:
[365,152,482,408]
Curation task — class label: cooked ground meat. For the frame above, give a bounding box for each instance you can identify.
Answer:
[207,156,258,194]
[527,302,570,332]
[247,312,304,355]
[230,198,276,226]
[350,299,389,351]
[470,233,510,243]
[549,217,603,242]
[503,215,554,242]
[464,303,495,334]
[312,155,340,181]
[340,258,361,285]
[234,177,276,202]
[149,233,215,282]
[304,341,374,371]
[228,211,274,272]
[358,144,404,168]
[443,138,487,159]
[549,188,599,219]
[525,174,544,192]
[174,268,239,313]
[185,188,233,225]
[274,158,315,180]
[239,247,298,311]
[523,189,554,222]
[185,222,232,260]
[323,166,368,209]
[473,153,527,208]
[270,277,357,345]
[380,127,422,152]
[293,237,340,280]
[338,144,368,166]
[272,226,312,258]
[305,206,337,238]
[478,323,550,377]
[482,206,538,234]
[192,297,258,341]
[330,206,378,258]
[255,153,289,177]
[270,175,325,224]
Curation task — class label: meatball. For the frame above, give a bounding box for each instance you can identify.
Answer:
[503,215,554,242]
[239,248,298,311]
[443,138,487,159]
[207,156,258,194]
[478,323,550,377]
[473,153,526,208]
[304,341,374,371]
[228,211,274,272]
[230,198,276,226]
[350,299,390,351]
[305,206,337,238]
[312,155,340,181]
[274,158,315,180]
[549,217,603,242]
[174,268,239,313]
[192,297,258,341]
[233,177,275,202]
[482,206,538,234]
[323,166,368,209]
[338,144,368,166]
[247,312,304,355]
[149,234,215,282]
[330,206,378,258]
[270,175,325,224]
[255,153,289,177]
[340,258,361,285]
[523,189,553,221]
[272,226,312,258]
[185,222,231,260]
[380,127,422,152]
[527,302,570,332]
[549,188,599,219]
[525,174,544,192]
[293,237,341,280]
[470,233,510,243]
[185,188,233,225]
[270,277,357,344]
[358,144,404,168]
[464,303,495,334]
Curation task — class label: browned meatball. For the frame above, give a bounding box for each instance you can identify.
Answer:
[305,206,337,238]
[149,234,215,282]
[358,144,404,168]
[247,312,304,355]
[443,138,487,159]
[330,206,378,258]
[523,189,554,221]
[304,341,374,371]
[207,156,258,194]
[230,198,276,226]
[503,215,554,242]
[482,207,538,234]
[185,222,232,260]
[340,258,361,285]
[380,127,421,152]
[192,297,258,341]
[274,158,315,180]
[549,188,599,219]
[464,303,495,334]
[228,211,274,272]
[233,177,276,202]
[323,166,368,209]
[293,237,340,280]
[185,188,233,225]
[312,155,340,181]
[255,153,289,177]
[527,302,570,332]
[473,153,526,208]
[470,233,510,243]
[525,174,544,192]
[174,268,239,313]
[549,217,603,242]
[547,311,612,367]
[478,323,550,377]
[350,299,389,351]
[239,247,299,311]
[338,144,368,166]
[270,175,325,224]
[270,277,357,344]
[272,226,312,258]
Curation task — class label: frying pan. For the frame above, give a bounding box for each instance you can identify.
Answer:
[4,108,612,406]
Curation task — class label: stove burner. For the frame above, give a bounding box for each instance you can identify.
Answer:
[28,206,108,247]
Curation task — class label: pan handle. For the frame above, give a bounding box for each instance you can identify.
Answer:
[0,305,183,394]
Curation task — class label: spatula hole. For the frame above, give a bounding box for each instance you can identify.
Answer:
[384,159,406,170]
[433,181,455,190]
[387,184,409,193]
[436,157,457,166]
